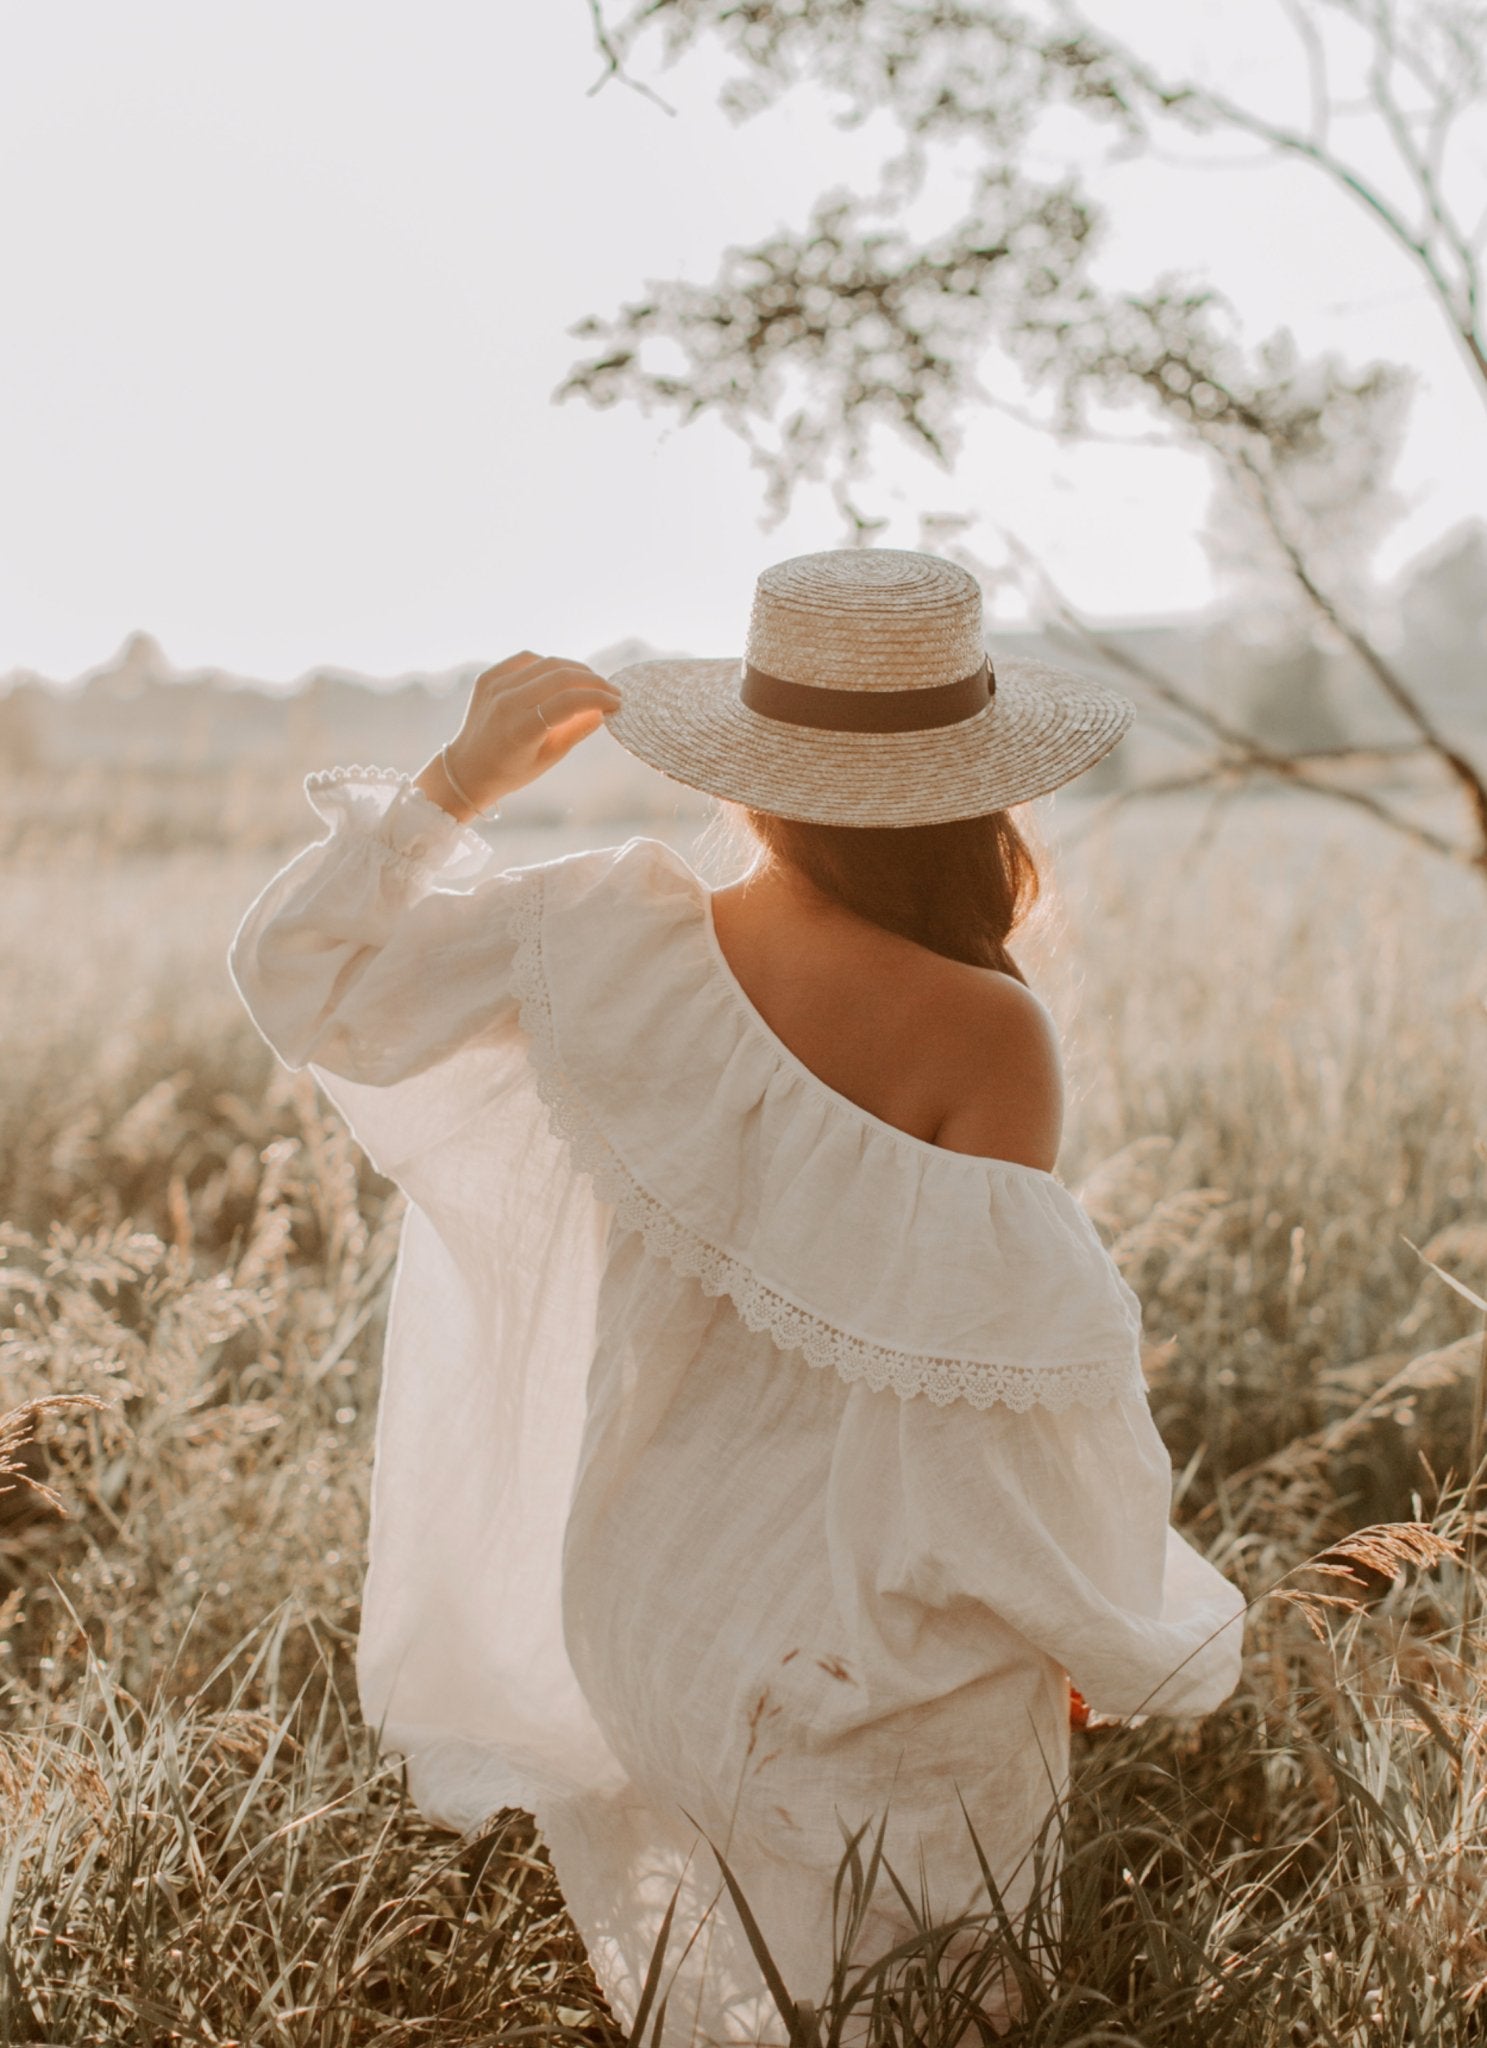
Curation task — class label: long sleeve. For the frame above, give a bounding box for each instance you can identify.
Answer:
[829,1380,1247,1724]
[227,765,534,1186]
[229,767,632,1825]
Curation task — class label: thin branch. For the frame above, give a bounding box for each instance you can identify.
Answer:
[1002,525,1305,758]
[1235,447,1487,863]
[1280,0,1332,145]
[1284,738,1432,761]
[1054,757,1450,882]
[1366,24,1481,330]
[584,0,679,113]
[997,525,1471,868]
[1363,0,1474,126]
[1192,96,1464,330]
[1053,763,1245,854]
[1065,11,1487,388]
[979,393,1178,449]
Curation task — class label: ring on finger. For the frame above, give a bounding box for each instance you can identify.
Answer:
[535,702,552,732]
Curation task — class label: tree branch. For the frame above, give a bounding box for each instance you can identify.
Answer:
[996,525,1472,869]
[1233,446,1487,865]
[1063,6,1487,389]
[584,0,680,113]
[1366,12,1482,331]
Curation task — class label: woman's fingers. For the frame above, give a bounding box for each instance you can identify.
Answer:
[441,651,623,809]
[527,683,624,728]
[532,708,606,768]
[474,656,621,723]
[476,649,545,685]
[477,652,597,700]
[499,658,617,704]
[496,663,622,740]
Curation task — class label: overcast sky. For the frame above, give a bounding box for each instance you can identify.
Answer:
[1,0,1481,686]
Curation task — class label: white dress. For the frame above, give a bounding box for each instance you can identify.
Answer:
[228,767,1247,2047]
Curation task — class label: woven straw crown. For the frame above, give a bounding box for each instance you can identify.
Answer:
[601,546,1136,827]
[746,549,984,691]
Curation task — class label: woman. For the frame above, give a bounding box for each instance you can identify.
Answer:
[229,548,1246,2045]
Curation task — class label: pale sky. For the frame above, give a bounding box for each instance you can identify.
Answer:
[1,0,1481,685]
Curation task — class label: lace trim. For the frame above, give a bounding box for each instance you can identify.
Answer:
[303,764,494,871]
[510,869,1145,1415]
[305,762,410,790]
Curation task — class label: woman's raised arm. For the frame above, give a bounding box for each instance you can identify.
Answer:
[226,652,621,1178]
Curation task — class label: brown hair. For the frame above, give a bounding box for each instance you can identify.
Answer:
[723,803,1045,984]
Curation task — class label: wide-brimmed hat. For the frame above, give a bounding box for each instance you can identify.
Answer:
[600,547,1135,827]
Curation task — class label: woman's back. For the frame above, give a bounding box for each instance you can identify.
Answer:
[708,875,1065,1170]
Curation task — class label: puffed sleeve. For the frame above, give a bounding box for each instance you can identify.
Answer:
[227,766,533,1186]
[834,1381,1248,1724]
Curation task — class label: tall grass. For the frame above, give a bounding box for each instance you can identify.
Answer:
[0,775,1483,2043]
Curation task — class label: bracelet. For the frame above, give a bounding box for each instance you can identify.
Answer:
[440,742,499,821]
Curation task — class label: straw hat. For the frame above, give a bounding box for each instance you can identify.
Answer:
[600,547,1135,827]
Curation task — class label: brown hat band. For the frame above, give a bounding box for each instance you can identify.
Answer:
[739,656,995,733]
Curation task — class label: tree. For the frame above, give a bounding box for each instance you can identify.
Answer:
[562,0,1487,874]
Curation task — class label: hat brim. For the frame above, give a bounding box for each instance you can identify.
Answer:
[599,652,1135,826]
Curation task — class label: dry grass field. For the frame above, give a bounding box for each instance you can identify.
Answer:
[1,764,1484,2045]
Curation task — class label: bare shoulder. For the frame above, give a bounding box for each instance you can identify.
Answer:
[920,960,1065,1170]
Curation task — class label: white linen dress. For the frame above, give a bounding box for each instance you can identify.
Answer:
[228,767,1248,2047]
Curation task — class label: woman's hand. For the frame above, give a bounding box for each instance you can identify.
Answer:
[413,651,623,822]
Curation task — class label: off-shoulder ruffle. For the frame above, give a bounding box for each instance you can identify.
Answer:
[511,836,1149,1414]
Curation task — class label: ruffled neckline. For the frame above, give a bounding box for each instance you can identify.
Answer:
[510,833,1148,1413]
